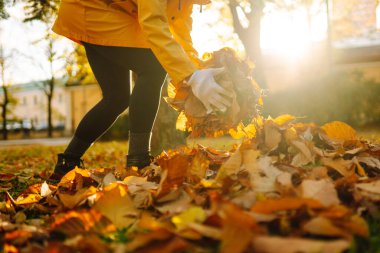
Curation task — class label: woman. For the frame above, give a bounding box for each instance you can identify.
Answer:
[50,0,232,180]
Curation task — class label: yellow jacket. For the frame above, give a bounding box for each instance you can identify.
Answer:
[53,0,208,85]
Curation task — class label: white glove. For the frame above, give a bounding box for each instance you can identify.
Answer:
[187,68,232,114]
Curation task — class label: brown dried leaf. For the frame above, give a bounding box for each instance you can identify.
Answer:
[252,236,350,253]
[354,179,380,201]
[215,147,243,181]
[291,140,315,167]
[303,216,348,238]
[251,197,324,214]
[136,237,189,253]
[322,158,354,177]
[300,179,340,207]
[247,156,284,193]
[124,229,173,252]
[155,190,192,214]
[264,122,282,152]
[187,151,210,180]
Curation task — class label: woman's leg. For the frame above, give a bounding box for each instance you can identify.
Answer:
[84,46,167,159]
[58,43,166,173]
[63,43,131,158]
[128,50,167,156]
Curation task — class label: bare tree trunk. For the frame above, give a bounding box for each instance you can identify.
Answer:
[0,47,9,140]
[1,87,8,140]
[229,0,267,88]
[47,91,53,137]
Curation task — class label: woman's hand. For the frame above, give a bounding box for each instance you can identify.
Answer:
[187,68,232,114]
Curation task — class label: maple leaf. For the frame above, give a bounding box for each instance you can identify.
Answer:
[93,182,139,229]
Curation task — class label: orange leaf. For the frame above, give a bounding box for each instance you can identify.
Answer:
[51,209,115,235]
[221,203,257,253]
[156,153,190,198]
[57,186,97,209]
[124,229,173,252]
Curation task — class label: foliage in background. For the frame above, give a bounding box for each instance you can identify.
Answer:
[65,44,95,85]
[0,0,10,19]
[22,0,58,22]
[0,45,18,140]
[263,70,380,128]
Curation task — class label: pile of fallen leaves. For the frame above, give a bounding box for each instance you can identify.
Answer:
[1,116,380,253]
[166,48,262,138]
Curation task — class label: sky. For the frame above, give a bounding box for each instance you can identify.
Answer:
[1,2,328,85]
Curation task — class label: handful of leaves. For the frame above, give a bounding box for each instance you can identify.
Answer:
[166,48,262,137]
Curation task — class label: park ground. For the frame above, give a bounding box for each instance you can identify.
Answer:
[0,127,379,253]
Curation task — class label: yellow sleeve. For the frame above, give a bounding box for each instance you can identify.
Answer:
[169,4,202,69]
[136,0,197,85]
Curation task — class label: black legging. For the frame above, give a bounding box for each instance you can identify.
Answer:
[74,42,167,143]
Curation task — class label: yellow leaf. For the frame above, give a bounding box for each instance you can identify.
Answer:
[14,194,42,205]
[176,111,188,132]
[229,123,257,139]
[321,121,357,142]
[273,114,297,126]
[229,123,246,139]
[188,151,209,179]
[200,179,221,188]
[93,183,139,229]
[171,206,206,231]
[167,82,176,99]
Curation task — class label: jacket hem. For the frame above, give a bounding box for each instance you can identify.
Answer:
[52,27,150,48]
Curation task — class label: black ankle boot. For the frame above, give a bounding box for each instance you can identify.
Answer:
[126,153,153,169]
[49,153,84,181]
